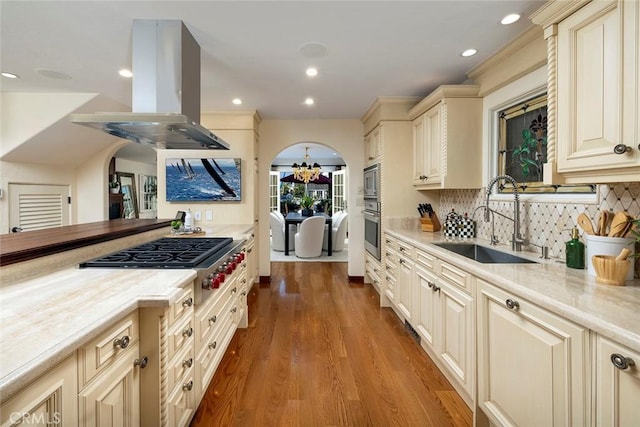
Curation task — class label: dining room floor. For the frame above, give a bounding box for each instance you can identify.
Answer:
[269,237,349,262]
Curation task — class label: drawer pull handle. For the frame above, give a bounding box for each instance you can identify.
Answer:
[209,341,217,350]
[209,315,217,324]
[134,356,148,369]
[231,307,237,313]
[613,144,632,154]
[399,259,405,264]
[611,353,635,370]
[182,358,193,368]
[431,284,440,292]
[505,299,520,310]
[419,175,428,180]
[182,297,193,307]
[241,291,247,296]
[427,281,434,288]
[231,287,237,294]
[182,380,193,391]
[182,327,193,337]
[399,247,406,252]
[113,335,130,349]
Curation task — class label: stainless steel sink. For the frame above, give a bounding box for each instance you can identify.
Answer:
[433,243,537,264]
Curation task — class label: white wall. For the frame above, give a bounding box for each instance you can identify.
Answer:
[258,119,365,278]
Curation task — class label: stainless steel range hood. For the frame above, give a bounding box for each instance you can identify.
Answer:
[71,20,229,150]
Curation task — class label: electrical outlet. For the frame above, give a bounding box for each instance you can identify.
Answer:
[206,210,213,221]
[194,211,202,221]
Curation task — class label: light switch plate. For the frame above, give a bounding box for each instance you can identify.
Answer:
[194,211,202,221]
[206,210,213,221]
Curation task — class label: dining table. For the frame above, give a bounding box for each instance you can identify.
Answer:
[284,212,333,256]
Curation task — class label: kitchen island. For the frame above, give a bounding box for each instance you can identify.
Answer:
[0,223,254,411]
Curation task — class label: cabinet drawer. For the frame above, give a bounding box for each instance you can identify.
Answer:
[169,286,194,326]
[167,341,195,394]
[196,312,235,398]
[415,249,436,270]
[78,311,139,387]
[439,260,472,294]
[167,313,194,362]
[166,368,195,427]
[195,287,235,349]
[397,240,413,259]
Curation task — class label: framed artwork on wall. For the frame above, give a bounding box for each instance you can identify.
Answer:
[166,158,242,202]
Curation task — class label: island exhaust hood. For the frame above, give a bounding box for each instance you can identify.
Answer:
[71,20,229,150]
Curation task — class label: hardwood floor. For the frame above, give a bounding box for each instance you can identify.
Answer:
[191,262,472,426]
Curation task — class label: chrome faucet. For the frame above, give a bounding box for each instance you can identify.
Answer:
[485,175,524,251]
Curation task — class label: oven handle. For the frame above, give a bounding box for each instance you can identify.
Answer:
[363,210,380,222]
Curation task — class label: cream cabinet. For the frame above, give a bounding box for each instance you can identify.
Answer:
[0,354,78,427]
[77,311,142,426]
[364,126,382,165]
[413,250,474,404]
[409,85,482,190]
[77,343,141,427]
[395,241,414,321]
[595,335,640,425]
[533,0,640,183]
[476,278,589,427]
[365,252,384,298]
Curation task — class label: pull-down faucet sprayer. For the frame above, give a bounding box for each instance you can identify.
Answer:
[485,175,524,251]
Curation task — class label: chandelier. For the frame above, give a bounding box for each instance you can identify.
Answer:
[291,146,321,184]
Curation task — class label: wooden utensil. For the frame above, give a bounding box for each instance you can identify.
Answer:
[577,213,595,235]
[608,211,630,237]
[596,210,612,236]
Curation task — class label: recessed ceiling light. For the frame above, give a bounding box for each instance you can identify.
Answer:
[232,98,242,105]
[461,49,477,57]
[1,72,19,79]
[306,67,318,77]
[119,69,133,78]
[35,68,72,80]
[501,14,521,25]
[304,97,315,106]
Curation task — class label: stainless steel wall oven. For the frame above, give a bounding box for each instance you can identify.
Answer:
[364,199,381,260]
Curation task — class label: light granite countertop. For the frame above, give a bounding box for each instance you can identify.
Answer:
[385,226,640,354]
[0,223,254,401]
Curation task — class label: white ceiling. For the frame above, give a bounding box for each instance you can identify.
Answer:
[1,0,545,164]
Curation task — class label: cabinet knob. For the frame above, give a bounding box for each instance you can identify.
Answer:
[231,307,237,313]
[431,284,440,292]
[182,327,193,337]
[182,297,193,307]
[613,144,632,154]
[209,341,217,350]
[209,315,217,324]
[419,175,428,180]
[113,335,130,349]
[505,299,520,310]
[134,356,148,369]
[611,353,635,370]
[182,358,193,368]
[182,380,193,391]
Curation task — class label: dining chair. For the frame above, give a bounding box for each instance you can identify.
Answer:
[294,216,326,258]
[322,211,347,252]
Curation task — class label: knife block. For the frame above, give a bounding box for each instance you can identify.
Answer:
[420,214,441,232]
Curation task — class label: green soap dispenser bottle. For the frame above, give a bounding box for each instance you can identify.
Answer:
[565,228,585,269]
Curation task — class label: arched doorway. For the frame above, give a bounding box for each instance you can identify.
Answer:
[268,143,348,262]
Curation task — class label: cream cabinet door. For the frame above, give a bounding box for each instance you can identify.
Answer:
[438,280,474,400]
[414,263,438,349]
[424,104,442,184]
[556,0,640,179]
[595,335,640,426]
[0,355,77,427]
[476,279,589,427]
[77,343,140,427]
[412,114,427,185]
[396,243,414,321]
[364,126,382,165]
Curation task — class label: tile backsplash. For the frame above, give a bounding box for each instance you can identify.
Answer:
[440,182,639,277]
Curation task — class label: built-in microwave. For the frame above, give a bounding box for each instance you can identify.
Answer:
[363,164,379,200]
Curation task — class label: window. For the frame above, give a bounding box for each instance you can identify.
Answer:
[497,94,594,194]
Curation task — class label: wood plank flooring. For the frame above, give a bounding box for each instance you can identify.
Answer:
[191,262,472,427]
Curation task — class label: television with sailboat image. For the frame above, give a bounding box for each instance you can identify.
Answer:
[166,158,241,201]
